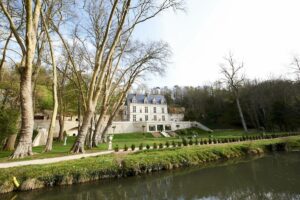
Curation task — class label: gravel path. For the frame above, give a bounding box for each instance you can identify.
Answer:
[0,150,114,169]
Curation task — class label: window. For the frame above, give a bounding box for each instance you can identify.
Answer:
[132,96,137,103]
[145,115,148,121]
[153,107,156,113]
[162,107,165,113]
[149,125,156,131]
[145,107,148,113]
[133,115,136,122]
[162,115,165,121]
[34,115,44,120]
[165,125,171,131]
[133,106,136,113]
[140,108,142,113]
[144,97,148,104]
[153,98,156,104]
[154,115,157,121]
[140,118,142,121]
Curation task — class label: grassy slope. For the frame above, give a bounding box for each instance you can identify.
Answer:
[0,136,300,194]
[0,129,297,162]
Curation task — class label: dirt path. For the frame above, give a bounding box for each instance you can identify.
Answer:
[0,150,114,169]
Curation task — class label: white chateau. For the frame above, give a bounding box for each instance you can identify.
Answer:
[34,90,212,138]
[106,93,211,134]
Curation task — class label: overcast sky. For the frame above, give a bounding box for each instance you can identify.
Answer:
[133,0,300,87]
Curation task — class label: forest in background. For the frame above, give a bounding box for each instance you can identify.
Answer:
[161,78,300,132]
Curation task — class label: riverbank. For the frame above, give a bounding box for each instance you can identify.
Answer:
[1,136,300,194]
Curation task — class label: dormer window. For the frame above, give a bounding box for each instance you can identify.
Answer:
[152,98,156,104]
[132,96,137,103]
[144,97,148,104]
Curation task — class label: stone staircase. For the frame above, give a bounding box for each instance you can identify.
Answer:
[160,131,171,137]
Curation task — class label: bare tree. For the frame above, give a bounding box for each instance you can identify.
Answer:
[220,52,248,132]
[291,56,300,80]
[92,41,171,147]
[0,31,12,82]
[48,0,183,153]
[0,0,42,158]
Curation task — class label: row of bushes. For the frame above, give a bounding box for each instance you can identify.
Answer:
[114,132,300,152]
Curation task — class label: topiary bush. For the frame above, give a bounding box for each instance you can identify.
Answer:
[165,141,170,148]
[182,138,188,146]
[124,144,128,151]
[131,144,135,151]
[178,141,182,147]
[159,143,164,149]
[188,139,193,145]
[195,138,199,145]
[172,141,176,147]
[114,145,119,152]
[146,144,150,150]
[153,143,158,149]
[139,143,143,150]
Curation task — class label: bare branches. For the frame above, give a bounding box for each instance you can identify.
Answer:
[220,52,245,94]
[290,56,300,80]
[220,52,248,132]
[0,0,26,54]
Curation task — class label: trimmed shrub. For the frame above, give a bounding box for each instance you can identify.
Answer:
[188,139,193,145]
[178,141,182,147]
[172,141,176,147]
[159,143,164,149]
[114,145,119,152]
[146,144,150,150]
[182,138,188,146]
[213,138,217,144]
[139,143,143,150]
[200,139,204,145]
[165,141,170,148]
[195,138,199,145]
[153,143,158,149]
[131,144,135,151]
[208,138,212,144]
[124,144,128,151]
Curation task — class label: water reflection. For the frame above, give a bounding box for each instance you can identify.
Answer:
[2,152,300,200]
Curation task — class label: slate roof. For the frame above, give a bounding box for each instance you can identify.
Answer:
[126,94,166,105]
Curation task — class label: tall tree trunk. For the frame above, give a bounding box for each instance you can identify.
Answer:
[2,134,17,151]
[92,107,108,147]
[11,66,34,158]
[58,113,65,141]
[236,97,248,132]
[71,106,95,153]
[44,12,58,152]
[1,0,41,158]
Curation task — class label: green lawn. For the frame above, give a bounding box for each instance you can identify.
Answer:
[1,135,300,194]
[0,129,297,162]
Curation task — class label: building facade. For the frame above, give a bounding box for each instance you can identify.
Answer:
[125,94,168,122]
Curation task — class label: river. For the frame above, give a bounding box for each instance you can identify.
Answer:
[2,152,300,200]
